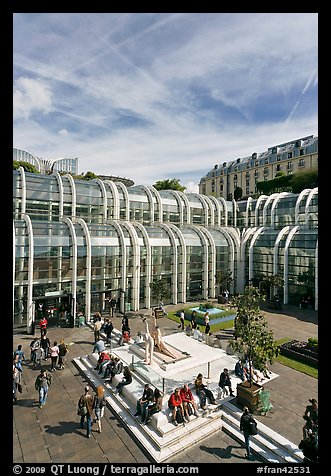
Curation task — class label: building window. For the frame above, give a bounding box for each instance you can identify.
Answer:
[246,179,250,186]
[254,170,259,177]
[265,157,269,164]
[288,152,292,159]
[276,155,281,161]
[255,160,259,167]
[263,167,269,175]
[246,187,250,195]
[271,147,277,154]
[299,158,305,167]
[287,162,293,170]
[220,185,223,191]
[276,164,281,171]
[233,174,237,180]
[220,178,223,184]
[300,149,305,156]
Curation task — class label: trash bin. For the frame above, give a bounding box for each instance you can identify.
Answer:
[78,315,85,327]
[125,302,131,312]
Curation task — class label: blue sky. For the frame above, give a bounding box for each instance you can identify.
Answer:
[13,13,318,192]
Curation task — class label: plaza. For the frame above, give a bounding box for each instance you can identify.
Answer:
[13,302,317,465]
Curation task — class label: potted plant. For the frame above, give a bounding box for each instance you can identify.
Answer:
[229,286,279,413]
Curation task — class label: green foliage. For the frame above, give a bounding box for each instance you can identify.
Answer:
[291,169,318,193]
[256,169,318,195]
[259,274,284,300]
[73,171,98,181]
[229,286,279,385]
[13,161,39,174]
[233,186,243,200]
[153,178,186,192]
[215,269,234,291]
[149,279,170,305]
[307,337,318,350]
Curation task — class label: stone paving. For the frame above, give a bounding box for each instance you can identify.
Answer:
[12,302,318,465]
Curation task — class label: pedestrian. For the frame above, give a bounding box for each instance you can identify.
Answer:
[39,316,48,337]
[40,334,51,360]
[191,310,197,329]
[204,311,210,333]
[121,315,130,335]
[29,337,40,367]
[13,344,26,372]
[105,318,114,346]
[240,406,257,460]
[93,385,106,433]
[58,339,69,369]
[110,297,116,317]
[13,360,22,404]
[77,385,94,438]
[116,365,133,395]
[219,368,235,396]
[178,310,185,330]
[34,369,52,408]
[49,341,60,371]
[93,315,102,343]
[303,398,318,440]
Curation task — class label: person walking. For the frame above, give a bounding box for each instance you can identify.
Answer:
[13,360,22,404]
[178,310,185,331]
[49,341,60,371]
[240,406,257,460]
[58,339,69,369]
[40,334,51,361]
[39,316,48,337]
[29,337,40,367]
[78,385,94,438]
[13,345,26,372]
[93,385,106,433]
[303,398,318,440]
[35,369,52,408]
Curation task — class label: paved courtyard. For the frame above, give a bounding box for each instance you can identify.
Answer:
[13,302,318,465]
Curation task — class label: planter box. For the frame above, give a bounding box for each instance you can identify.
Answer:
[236,381,263,414]
[279,340,318,368]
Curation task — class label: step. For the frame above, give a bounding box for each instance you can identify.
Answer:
[73,355,226,462]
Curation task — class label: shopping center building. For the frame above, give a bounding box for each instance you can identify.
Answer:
[13,167,318,333]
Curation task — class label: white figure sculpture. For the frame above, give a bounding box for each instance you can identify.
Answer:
[143,318,154,365]
[151,315,177,359]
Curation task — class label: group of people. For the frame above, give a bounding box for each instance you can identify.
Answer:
[78,385,106,437]
[234,358,272,383]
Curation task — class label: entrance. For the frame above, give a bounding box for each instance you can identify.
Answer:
[33,293,72,328]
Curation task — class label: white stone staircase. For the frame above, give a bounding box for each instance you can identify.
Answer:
[221,400,305,463]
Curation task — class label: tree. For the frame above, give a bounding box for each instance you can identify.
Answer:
[259,274,284,300]
[13,161,39,174]
[234,186,243,201]
[229,286,279,387]
[149,279,170,307]
[153,178,186,192]
[215,269,234,293]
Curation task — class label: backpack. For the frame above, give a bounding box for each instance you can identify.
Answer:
[248,418,258,435]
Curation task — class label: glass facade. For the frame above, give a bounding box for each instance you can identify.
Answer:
[13,168,318,332]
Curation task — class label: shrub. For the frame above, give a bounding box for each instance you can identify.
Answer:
[307,338,318,350]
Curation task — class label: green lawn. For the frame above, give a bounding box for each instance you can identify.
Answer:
[165,316,318,379]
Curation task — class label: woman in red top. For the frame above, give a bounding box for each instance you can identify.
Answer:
[39,317,48,337]
[168,388,185,426]
[180,384,199,418]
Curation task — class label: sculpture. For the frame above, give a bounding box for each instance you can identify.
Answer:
[142,318,154,365]
[151,315,177,359]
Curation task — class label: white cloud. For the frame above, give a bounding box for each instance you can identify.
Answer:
[58,128,69,136]
[13,77,53,120]
[13,13,318,187]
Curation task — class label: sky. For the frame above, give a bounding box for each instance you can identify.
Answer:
[13,13,318,192]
